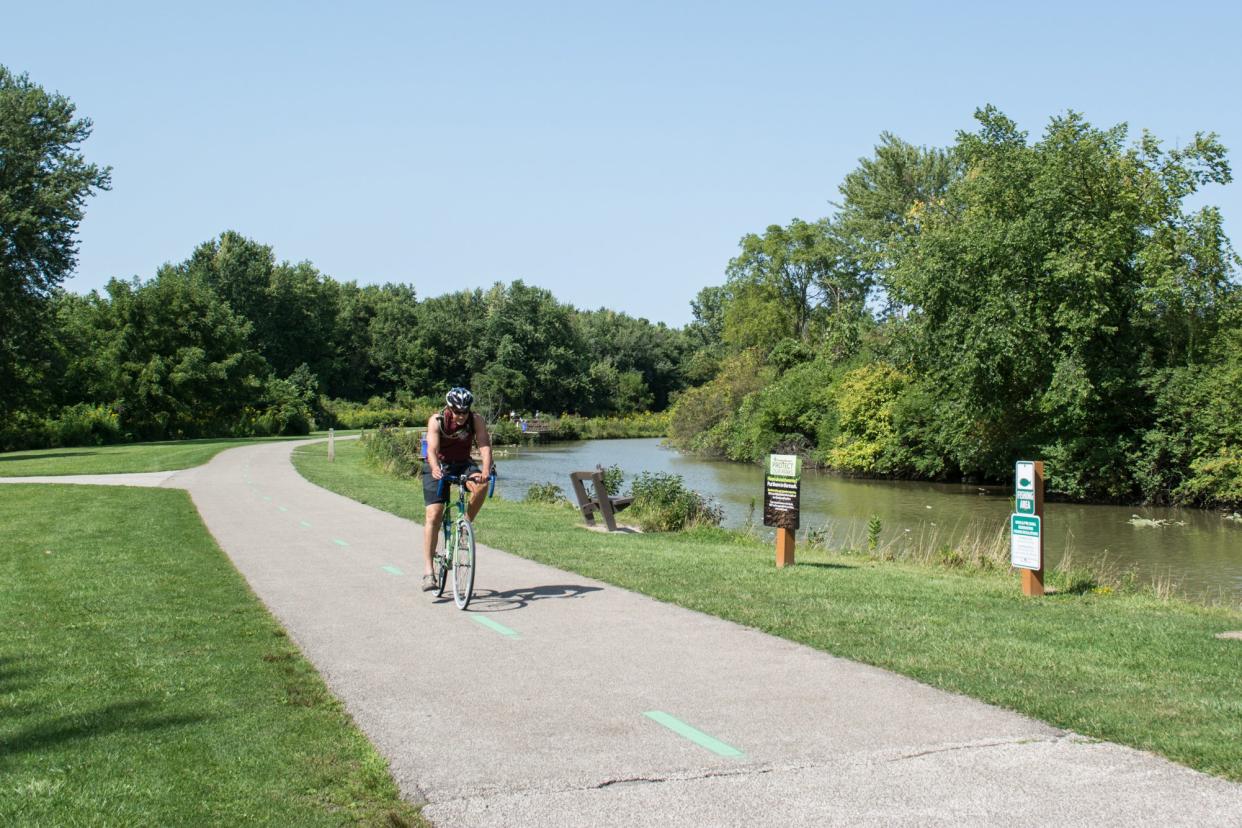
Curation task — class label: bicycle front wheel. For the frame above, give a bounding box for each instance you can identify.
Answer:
[434,550,449,597]
[452,518,476,609]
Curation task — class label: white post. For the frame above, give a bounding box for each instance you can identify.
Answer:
[328,428,335,462]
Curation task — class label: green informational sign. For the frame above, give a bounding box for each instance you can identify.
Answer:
[1014,460,1036,514]
[1010,514,1041,570]
[767,454,802,479]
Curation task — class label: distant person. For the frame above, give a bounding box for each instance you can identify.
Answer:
[421,387,493,592]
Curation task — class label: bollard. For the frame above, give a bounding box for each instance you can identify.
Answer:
[328,428,335,462]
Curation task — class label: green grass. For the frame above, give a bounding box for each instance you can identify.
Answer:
[0,483,424,826]
[0,432,354,477]
[295,441,1242,782]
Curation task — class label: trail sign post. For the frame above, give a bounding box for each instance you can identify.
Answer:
[1011,460,1044,596]
[764,454,801,568]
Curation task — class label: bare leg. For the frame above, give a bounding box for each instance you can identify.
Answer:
[423,503,445,576]
[466,482,487,522]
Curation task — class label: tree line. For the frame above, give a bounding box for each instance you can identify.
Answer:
[3,227,693,446]
[3,65,1239,507]
[670,107,1241,507]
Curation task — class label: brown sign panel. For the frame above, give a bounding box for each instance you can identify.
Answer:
[763,476,800,530]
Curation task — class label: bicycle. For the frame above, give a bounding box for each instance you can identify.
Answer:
[432,469,496,609]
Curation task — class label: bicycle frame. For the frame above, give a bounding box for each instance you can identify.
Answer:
[433,470,495,608]
[435,471,496,545]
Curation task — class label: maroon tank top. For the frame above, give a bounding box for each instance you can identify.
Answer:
[436,410,474,463]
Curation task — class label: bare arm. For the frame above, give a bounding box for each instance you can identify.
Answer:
[426,415,443,479]
[473,413,493,478]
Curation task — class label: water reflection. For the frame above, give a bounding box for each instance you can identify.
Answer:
[494,438,1242,605]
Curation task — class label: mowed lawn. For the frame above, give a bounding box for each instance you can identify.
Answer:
[0,483,423,826]
[0,432,352,477]
[295,440,1242,782]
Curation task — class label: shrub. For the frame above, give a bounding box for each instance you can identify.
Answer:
[252,376,315,436]
[489,419,523,445]
[45,403,124,447]
[626,472,723,532]
[600,464,624,496]
[866,514,882,553]
[362,426,424,478]
[1175,447,1242,508]
[320,397,437,430]
[524,482,567,505]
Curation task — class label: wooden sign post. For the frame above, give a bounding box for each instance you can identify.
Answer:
[764,454,802,568]
[1011,460,1044,596]
[328,428,336,462]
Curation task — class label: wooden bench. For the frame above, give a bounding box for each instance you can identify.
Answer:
[569,467,634,531]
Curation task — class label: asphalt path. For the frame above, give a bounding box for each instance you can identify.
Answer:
[18,439,1242,825]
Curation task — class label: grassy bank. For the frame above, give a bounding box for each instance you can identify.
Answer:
[294,441,1242,782]
[0,484,423,826]
[0,432,351,477]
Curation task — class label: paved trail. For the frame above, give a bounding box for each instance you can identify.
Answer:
[18,440,1242,825]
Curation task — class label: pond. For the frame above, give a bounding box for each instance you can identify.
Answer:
[492,438,1242,606]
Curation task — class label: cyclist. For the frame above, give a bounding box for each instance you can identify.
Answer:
[421,386,494,591]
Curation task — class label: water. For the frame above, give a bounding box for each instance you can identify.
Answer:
[493,438,1242,605]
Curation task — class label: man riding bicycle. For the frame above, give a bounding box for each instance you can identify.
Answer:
[422,387,493,592]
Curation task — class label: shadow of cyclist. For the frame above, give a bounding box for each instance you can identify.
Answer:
[437,583,602,613]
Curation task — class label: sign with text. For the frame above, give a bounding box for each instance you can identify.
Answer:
[1014,460,1037,514]
[1010,514,1042,570]
[763,454,802,530]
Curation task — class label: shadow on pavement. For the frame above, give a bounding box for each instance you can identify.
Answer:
[445,583,603,613]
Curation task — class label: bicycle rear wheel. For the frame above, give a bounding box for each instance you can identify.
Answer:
[452,518,476,609]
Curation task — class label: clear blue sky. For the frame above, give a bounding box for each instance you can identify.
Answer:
[5,1,1239,326]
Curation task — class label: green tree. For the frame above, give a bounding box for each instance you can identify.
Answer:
[722,218,870,356]
[888,107,1235,497]
[834,132,957,310]
[576,308,689,412]
[0,66,110,416]
[93,271,268,439]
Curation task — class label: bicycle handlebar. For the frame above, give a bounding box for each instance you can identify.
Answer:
[436,469,497,501]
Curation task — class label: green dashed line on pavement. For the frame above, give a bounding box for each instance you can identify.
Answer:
[470,615,519,638]
[333,538,349,547]
[299,521,312,529]
[263,496,272,502]
[277,506,288,512]
[381,565,404,575]
[643,711,744,758]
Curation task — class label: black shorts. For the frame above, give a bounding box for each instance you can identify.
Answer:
[423,461,482,506]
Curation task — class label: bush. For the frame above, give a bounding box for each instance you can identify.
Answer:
[1175,447,1242,509]
[45,403,124,447]
[0,404,126,451]
[489,419,524,445]
[524,482,567,505]
[600,464,624,496]
[320,397,437,430]
[362,426,424,478]
[251,376,315,436]
[626,472,723,532]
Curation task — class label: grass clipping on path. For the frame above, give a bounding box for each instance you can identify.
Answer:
[295,440,1242,783]
[0,484,423,827]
